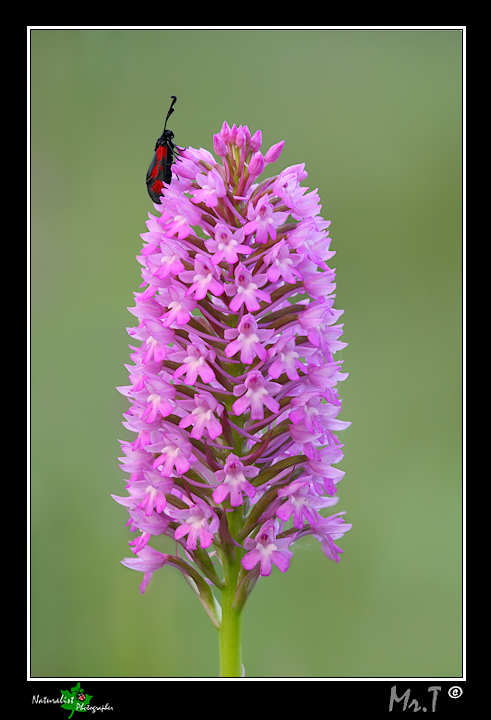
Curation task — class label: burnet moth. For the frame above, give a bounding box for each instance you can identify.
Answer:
[146,95,179,203]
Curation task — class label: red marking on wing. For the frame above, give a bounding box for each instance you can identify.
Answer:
[150,145,167,180]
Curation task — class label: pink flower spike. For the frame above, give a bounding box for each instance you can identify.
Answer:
[115,116,350,616]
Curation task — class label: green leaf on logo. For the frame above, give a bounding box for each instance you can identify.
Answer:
[60,682,93,718]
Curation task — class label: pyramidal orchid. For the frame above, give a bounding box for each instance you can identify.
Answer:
[114,120,352,678]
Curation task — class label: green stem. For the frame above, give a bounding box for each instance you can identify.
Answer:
[218,343,245,677]
[219,509,243,677]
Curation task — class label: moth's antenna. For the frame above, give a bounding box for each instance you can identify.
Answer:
[164,96,177,132]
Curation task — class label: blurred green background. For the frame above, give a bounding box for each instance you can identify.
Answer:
[30,28,463,679]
